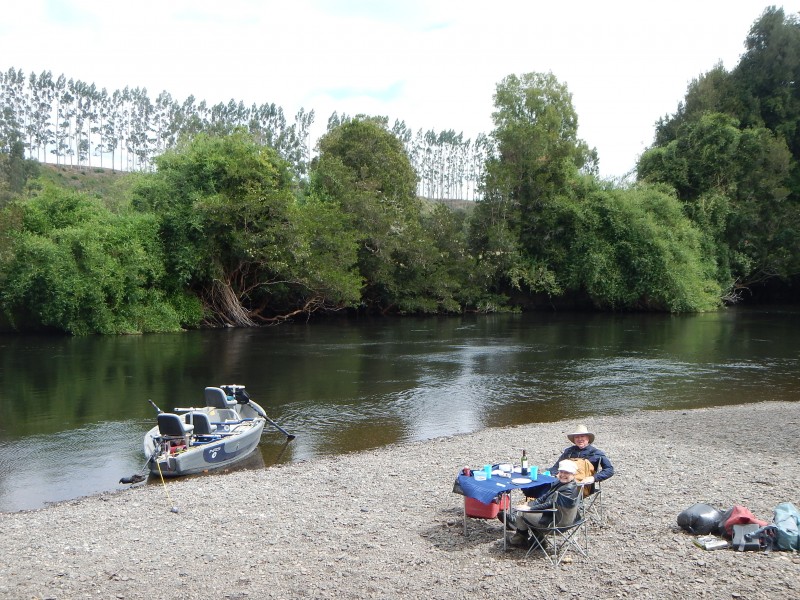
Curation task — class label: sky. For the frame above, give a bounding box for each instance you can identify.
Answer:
[2,0,799,179]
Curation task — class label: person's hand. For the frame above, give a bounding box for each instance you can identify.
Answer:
[582,476,595,485]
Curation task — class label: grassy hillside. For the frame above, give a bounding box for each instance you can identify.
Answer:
[36,164,136,210]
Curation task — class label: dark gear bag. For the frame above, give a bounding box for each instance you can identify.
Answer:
[732,523,763,551]
[677,503,723,535]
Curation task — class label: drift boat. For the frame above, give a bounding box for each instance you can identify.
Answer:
[144,384,269,477]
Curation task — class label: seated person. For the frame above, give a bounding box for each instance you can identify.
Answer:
[550,424,614,490]
[507,460,580,547]
[521,424,615,499]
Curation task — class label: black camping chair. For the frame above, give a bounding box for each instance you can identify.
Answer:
[524,490,589,565]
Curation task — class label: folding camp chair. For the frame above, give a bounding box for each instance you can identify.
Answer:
[579,480,605,527]
[524,490,589,565]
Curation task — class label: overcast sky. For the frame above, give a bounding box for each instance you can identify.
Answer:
[2,1,798,179]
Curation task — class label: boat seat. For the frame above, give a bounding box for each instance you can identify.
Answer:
[204,386,237,409]
[185,412,217,435]
[157,413,194,447]
[207,408,240,423]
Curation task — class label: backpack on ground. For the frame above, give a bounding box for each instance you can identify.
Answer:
[718,505,768,538]
[772,502,800,551]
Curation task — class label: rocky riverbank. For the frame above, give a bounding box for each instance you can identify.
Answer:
[2,402,799,599]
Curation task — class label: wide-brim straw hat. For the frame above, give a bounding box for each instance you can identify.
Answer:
[567,424,595,444]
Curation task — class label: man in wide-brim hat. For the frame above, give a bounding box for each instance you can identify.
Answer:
[549,424,614,488]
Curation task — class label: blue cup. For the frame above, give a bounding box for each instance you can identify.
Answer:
[483,464,492,479]
[529,466,538,480]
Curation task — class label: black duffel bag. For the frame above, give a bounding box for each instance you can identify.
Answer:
[677,503,723,535]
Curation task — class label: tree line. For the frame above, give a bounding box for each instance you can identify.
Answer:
[0,6,798,335]
[0,70,487,201]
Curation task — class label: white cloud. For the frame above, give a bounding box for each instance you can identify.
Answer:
[1,0,795,178]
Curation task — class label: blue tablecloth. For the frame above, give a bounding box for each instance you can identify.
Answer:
[456,472,555,505]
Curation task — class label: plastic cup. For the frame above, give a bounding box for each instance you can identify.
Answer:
[483,464,492,479]
[529,466,538,480]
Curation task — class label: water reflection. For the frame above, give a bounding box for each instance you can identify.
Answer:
[1,307,799,511]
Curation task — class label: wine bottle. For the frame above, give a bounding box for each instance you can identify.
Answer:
[521,449,528,475]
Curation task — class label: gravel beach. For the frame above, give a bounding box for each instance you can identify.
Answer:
[2,401,799,600]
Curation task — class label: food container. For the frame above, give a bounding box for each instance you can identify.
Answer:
[473,471,487,481]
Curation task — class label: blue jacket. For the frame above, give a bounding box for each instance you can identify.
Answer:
[550,444,615,483]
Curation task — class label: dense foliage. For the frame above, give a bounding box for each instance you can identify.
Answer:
[639,6,800,295]
[1,6,799,334]
[131,131,362,325]
[0,186,200,334]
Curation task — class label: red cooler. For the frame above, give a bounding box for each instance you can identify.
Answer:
[464,494,510,519]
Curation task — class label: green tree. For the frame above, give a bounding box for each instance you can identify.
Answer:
[312,116,478,313]
[639,112,795,288]
[0,186,196,334]
[132,130,361,324]
[564,184,722,312]
[472,72,597,299]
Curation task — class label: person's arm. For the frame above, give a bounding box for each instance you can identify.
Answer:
[590,450,614,483]
[526,487,557,512]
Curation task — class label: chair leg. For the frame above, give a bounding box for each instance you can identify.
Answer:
[525,532,555,565]
[587,492,604,527]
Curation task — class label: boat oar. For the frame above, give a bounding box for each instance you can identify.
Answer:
[148,399,163,414]
[264,414,296,441]
[247,401,296,441]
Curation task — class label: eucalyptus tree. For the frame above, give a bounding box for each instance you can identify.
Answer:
[73,80,99,167]
[93,87,112,168]
[127,87,154,170]
[26,71,55,162]
[50,75,66,164]
[1,69,28,156]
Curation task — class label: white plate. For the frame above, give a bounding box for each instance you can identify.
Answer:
[512,477,532,484]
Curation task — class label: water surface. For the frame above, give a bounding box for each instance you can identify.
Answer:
[1,307,798,511]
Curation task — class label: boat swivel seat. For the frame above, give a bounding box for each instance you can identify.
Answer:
[185,411,217,436]
[204,387,237,408]
[157,413,194,448]
[204,386,239,423]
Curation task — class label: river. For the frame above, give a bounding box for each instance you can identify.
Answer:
[1,307,798,512]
